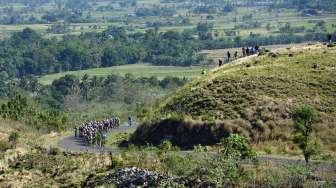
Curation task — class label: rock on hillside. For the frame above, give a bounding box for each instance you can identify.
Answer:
[131,44,336,149]
[82,167,215,187]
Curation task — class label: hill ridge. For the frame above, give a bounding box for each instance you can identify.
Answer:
[131,43,336,151]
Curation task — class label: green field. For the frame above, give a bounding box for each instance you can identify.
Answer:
[38,64,210,85]
[1,0,335,39]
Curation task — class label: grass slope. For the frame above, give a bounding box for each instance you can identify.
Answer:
[131,44,336,152]
[38,64,209,85]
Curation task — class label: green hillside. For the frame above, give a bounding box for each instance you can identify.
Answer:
[131,44,336,151]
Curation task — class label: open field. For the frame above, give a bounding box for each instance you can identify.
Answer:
[38,64,211,85]
[0,1,335,39]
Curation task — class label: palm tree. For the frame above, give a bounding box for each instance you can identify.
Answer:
[80,74,90,100]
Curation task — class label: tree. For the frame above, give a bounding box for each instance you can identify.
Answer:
[51,75,79,96]
[80,74,90,100]
[196,22,213,33]
[291,105,320,164]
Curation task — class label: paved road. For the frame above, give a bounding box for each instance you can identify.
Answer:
[58,123,137,153]
[58,124,335,172]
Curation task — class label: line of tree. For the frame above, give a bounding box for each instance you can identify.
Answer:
[0,27,202,79]
[37,74,187,110]
[0,26,333,80]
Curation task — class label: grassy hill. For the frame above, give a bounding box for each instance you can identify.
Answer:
[38,64,209,85]
[131,43,336,152]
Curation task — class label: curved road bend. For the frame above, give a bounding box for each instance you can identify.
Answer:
[58,124,335,172]
[59,123,137,153]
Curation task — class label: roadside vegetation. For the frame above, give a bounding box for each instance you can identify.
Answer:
[2,133,335,187]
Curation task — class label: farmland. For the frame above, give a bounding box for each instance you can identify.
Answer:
[38,64,210,85]
[0,0,335,40]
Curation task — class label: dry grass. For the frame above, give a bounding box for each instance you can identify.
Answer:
[135,43,336,155]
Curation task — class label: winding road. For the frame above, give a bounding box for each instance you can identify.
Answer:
[58,123,137,153]
[58,123,335,173]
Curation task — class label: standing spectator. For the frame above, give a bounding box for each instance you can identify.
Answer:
[227,51,231,62]
[74,127,78,137]
[327,34,332,44]
[234,51,238,59]
[128,116,132,127]
[255,45,260,52]
[218,59,223,67]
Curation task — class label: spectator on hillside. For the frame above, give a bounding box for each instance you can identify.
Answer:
[218,59,223,67]
[327,34,332,44]
[74,127,78,137]
[242,47,246,57]
[255,45,260,52]
[250,47,254,54]
[234,51,238,59]
[227,51,231,61]
[128,116,132,127]
[251,47,256,54]
[246,47,250,56]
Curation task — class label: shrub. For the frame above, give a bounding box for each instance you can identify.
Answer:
[220,134,258,161]
[159,140,173,151]
[109,152,123,169]
[127,144,137,152]
[0,140,11,152]
[284,164,312,187]
[8,131,20,148]
[48,147,61,155]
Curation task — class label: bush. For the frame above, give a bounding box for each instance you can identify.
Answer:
[220,134,258,161]
[48,147,61,155]
[159,140,173,151]
[0,140,11,152]
[109,152,123,169]
[284,164,312,187]
[8,131,20,148]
